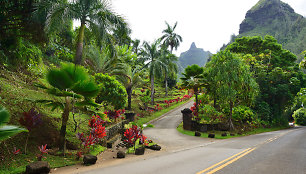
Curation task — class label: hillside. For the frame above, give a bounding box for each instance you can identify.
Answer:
[236,0,306,61]
[177,42,211,74]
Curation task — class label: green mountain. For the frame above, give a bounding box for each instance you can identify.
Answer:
[178,42,211,74]
[237,0,306,61]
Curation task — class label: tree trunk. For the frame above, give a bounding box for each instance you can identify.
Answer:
[24,133,30,154]
[59,97,71,153]
[228,100,235,131]
[126,86,132,110]
[165,73,168,97]
[75,22,86,65]
[150,75,154,105]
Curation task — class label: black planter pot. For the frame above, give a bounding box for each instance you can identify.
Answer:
[135,147,145,155]
[125,113,136,122]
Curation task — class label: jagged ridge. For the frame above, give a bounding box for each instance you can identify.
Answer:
[238,0,306,60]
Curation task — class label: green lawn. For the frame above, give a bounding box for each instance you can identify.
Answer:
[177,122,289,139]
[135,98,192,126]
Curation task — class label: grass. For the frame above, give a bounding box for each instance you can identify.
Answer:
[0,153,79,174]
[0,144,107,174]
[135,98,192,126]
[177,123,289,139]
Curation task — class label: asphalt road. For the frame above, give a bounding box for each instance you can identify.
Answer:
[81,100,306,174]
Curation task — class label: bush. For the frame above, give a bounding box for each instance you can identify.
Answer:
[198,104,223,124]
[95,73,127,110]
[232,105,255,123]
[293,108,306,126]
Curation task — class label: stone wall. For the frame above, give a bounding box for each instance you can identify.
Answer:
[105,120,129,140]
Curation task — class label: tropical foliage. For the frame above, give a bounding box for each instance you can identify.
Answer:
[0,105,27,142]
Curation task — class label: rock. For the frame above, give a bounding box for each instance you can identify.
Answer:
[147,144,161,151]
[107,142,113,148]
[135,147,145,155]
[230,133,235,136]
[221,133,227,137]
[208,133,215,138]
[25,161,50,174]
[195,131,201,137]
[83,155,97,165]
[117,151,125,158]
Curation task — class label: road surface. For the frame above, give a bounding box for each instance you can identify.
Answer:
[80,100,306,174]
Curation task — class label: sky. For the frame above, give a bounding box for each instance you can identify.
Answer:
[111,0,306,55]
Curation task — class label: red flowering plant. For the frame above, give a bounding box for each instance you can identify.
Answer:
[104,109,125,122]
[123,125,148,153]
[37,144,48,161]
[76,114,107,153]
[19,108,43,154]
[13,147,21,155]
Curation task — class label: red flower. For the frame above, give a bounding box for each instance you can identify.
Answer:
[38,144,48,154]
[13,147,20,155]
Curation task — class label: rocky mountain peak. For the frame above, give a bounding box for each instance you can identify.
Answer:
[239,0,297,34]
[190,42,197,50]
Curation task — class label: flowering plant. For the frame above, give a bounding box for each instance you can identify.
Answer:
[37,144,48,161]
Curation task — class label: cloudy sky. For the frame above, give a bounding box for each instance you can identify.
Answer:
[111,0,306,55]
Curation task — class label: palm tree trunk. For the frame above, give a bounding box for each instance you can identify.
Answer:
[150,75,154,105]
[59,97,70,153]
[75,22,86,65]
[165,73,168,97]
[126,86,132,110]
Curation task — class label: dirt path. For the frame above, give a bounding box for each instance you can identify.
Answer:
[52,99,219,174]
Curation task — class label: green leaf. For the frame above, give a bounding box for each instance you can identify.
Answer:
[46,69,74,90]
[0,125,27,141]
[0,106,10,126]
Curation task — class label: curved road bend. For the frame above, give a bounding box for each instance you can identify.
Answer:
[79,99,306,174]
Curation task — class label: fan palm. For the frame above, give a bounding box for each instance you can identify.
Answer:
[140,40,165,104]
[36,63,100,152]
[45,0,128,64]
[181,64,204,110]
[115,65,144,110]
[160,21,183,53]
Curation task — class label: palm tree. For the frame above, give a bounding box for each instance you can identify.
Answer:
[160,47,178,96]
[140,40,165,104]
[115,65,144,110]
[160,21,183,53]
[181,64,204,111]
[45,0,128,65]
[36,63,100,152]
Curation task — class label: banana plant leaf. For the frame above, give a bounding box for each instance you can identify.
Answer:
[0,125,27,141]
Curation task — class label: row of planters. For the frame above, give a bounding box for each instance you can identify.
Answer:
[139,88,192,112]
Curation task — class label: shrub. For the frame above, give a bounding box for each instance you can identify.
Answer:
[95,73,127,110]
[198,104,223,124]
[293,108,306,126]
[232,105,255,123]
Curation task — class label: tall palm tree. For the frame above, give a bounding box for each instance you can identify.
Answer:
[160,47,178,96]
[140,40,165,104]
[45,0,128,64]
[160,21,183,53]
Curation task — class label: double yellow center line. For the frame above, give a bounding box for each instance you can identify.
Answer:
[196,147,257,174]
